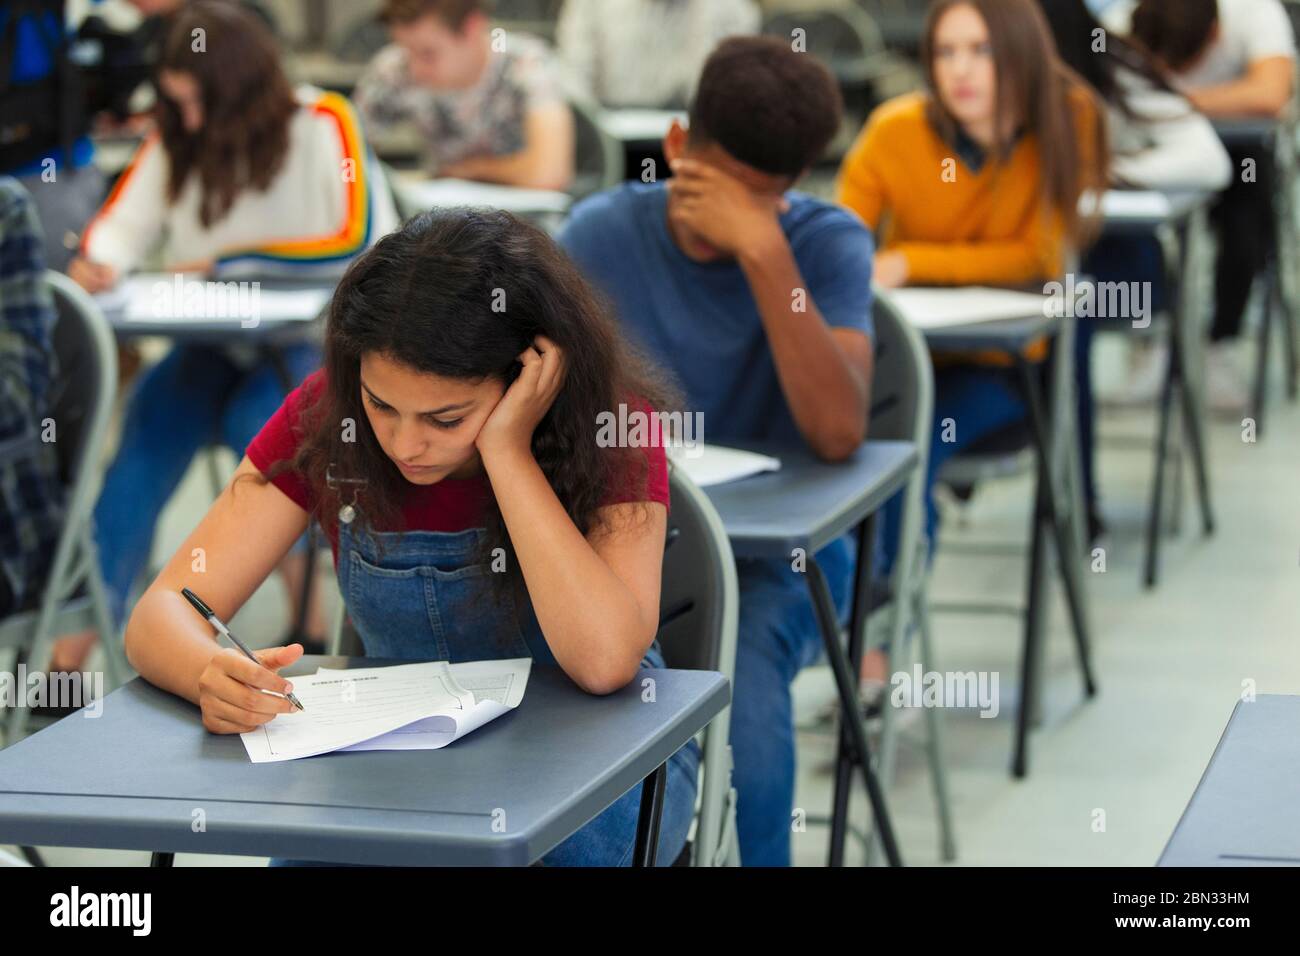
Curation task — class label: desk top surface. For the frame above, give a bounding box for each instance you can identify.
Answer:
[0,658,728,865]
[697,439,917,559]
[1159,695,1300,866]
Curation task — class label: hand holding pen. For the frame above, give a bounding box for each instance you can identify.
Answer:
[183,587,304,723]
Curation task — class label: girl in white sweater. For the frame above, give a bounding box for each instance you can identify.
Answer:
[56,1,396,672]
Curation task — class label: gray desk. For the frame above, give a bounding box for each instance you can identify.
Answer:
[1159,695,1300,866]
[701,439,917,866]
[918,305,1096,778]
[0,656,727,866]
[1096,188,1218,589]
[700,440,917,559]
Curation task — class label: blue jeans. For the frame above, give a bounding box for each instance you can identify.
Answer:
[729,534,854,866]
[880,364,1029,576]
[94,342,322,625]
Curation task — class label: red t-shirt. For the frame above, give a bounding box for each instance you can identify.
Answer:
[246,370,670,560]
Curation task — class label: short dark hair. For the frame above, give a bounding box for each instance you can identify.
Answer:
[687,36,843,177]
[380,0,488,30]
[1131,0,1218,71]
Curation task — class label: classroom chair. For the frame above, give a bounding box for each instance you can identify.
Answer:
[0,272,126,747]
[569,94,623,198]
[930,308,1097,778]
[858,288,957,863]
[656,465,741,866]
[327,465,742,866]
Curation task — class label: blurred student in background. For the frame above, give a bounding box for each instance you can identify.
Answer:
[836,0,1107,577]
[1126,0,1296,412]
[356,0,573,190]
[562,38,875,866]
[556,0,761,108]
[53,1,397,672]
[0,178,63,620]
[1037,0,1231,540]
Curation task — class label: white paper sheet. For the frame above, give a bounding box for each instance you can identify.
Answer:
[668,443,780,487]
[1083,189,1173,221]
[239,659,530,763]
[396,178,573,215]
[303,659,532,756]
[884,287,1060,330]
[94,273,330,324]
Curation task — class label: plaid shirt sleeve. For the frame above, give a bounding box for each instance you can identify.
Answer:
[0,176,64,612]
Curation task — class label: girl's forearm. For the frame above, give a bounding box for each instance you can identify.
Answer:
[124,589,224,705]
[481,446,650,693]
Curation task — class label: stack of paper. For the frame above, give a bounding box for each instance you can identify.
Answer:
[668,443,781,487]
[240,658,531,763]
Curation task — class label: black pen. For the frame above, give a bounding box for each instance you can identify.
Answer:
[181,587,305,711]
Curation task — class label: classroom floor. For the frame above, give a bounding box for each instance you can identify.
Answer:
[4,335,1296,868]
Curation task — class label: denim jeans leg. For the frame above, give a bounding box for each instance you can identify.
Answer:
[93,346,237,625]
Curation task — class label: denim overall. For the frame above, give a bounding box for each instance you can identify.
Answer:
[272,516,700,867]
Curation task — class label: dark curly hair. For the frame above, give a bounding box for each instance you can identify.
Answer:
[156,1,297,228]
[259,207,675,601]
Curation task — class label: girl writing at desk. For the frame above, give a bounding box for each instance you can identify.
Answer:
[123,208,700,867]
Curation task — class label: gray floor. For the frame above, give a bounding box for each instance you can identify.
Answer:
[4,337,1296,867]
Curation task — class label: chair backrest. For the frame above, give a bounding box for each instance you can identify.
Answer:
[43,271,118,494]
[656,466,739,674]
[569,95,623,198]
[869,288,935,582]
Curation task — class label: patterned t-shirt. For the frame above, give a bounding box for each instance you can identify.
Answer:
[354,32,566,173]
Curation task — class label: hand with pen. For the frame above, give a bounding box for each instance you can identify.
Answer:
[183,588,306,735]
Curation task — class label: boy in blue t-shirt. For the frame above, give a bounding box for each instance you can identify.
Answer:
[559,36,875,866]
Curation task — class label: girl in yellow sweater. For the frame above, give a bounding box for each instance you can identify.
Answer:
[836,0,1107,576]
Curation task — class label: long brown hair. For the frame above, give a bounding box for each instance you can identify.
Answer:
[921,0,1109,249]
[156,1,297,228]
[256,208,676,600]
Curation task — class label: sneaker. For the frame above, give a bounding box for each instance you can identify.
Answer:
[1113,340,1169,405]
[1205,342,1250,416]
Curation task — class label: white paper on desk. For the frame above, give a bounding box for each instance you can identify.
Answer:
[885,286,1061,330]
[312,658,532,753]
[597,109,687,141]
[94,273,330,324]
[1084,189,1173,220]
[241,660,500,763]
[397,178,572,215]
[668,443,780,487]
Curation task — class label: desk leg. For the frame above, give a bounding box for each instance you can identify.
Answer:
[1251,264,1280,439]
[809,539,902,867]
[1012,356,1097,778]
[632,762,667,867]
[150,852,174,867]
[828,515,877,866]
[1144,334,1178,589]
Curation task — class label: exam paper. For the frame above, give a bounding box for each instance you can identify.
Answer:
[315,658,531,753]
[668,443,781,487]
[94,273,331,324]
[239,659,529,763]
[884,287,1061,330]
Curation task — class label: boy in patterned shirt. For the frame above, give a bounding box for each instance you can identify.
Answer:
[356,0,574,190]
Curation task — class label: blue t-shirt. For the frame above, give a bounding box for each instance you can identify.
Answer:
[559,181,875,446]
